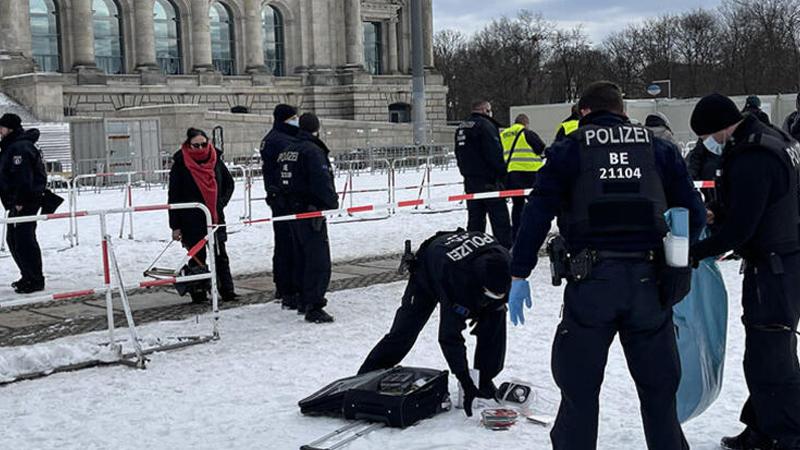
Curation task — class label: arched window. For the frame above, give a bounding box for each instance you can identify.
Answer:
[262,5,284,76]
[389,103,411,123]
[154,0,182,74]
[210,2,235,75]
[30,0,61,72]
[363,22,383,75]
[93,0,123,74]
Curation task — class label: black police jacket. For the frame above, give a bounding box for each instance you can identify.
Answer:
[276,131,338,214]
[692,115,800,261]
[455,113,507,187]
[511,112,706,279]
[168,148,235,243]
[408,230,510,383]
[0,128,47,211]
[260,122,300,207]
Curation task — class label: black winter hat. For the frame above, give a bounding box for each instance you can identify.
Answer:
[690,93,744,135]
[745,95,761,109]
[475,251,511,297]
[299,113,320,134]
[0,113,22,130]
[273,104,297,123]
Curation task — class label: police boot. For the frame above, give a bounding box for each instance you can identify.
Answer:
[281,294,299,311]
[15,279,45,294]
[721,428,774,450]
[305,307,334,324]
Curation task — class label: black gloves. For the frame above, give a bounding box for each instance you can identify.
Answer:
[461,377,498,417]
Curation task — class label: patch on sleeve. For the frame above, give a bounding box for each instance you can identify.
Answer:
[13,155,22,166]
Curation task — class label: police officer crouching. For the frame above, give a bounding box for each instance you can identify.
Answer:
[509,81,706,450]
[689,94,800,450]
[358,229,511,417]
[0,113,47,294]
[277,113,338,323]
[455,100,512,248]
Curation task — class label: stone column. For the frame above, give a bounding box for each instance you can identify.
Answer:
[244,0,266,73]
[134,0,158,71]
[0,0,35,76]
[71,0,106,83]
[343,0,364,70]
[422,0,434,68]
[309,0,331,70]
[190,0,214,72]
[71,0,96,68]
[387,19,399,74]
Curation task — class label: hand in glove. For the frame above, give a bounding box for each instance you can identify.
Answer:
[509,278,532,326]
[462,379,498,417]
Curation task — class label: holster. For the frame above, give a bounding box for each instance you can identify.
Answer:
[547,236,594,285]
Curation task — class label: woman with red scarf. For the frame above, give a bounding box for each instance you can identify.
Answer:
[168,128,236,303]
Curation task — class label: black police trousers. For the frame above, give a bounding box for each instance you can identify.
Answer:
[739,252,800,448]
[270,204,296,299]
[288,217,331,310]
[506,171,537,241]
[551,259,688,450]
[358,281,506,384]
[7,205,43,284]
[463,178,512,249]
[185,231,234,296]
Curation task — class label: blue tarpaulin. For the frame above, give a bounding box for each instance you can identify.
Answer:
[673,256,728,422]
[664,208,728,423]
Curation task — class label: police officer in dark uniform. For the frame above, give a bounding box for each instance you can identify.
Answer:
[0,113,47,294]
[689,94,800,450]
[455,100,512,248]
[359,229,511,417]
[509,82,706,450]
[260,104,300,309]
[277,113,338,323]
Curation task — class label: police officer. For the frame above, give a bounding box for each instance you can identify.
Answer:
[689,94,800,450]
[358,229,511,417]
[455,100,512,248]
[509,81,705,450]
[0,113,47,294]
[277,113,338,323]
[782,93,800,142]
[260,104,300,309]
[501,114,546,240]
[553,104,580,142]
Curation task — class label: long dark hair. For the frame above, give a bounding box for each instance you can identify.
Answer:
[184,128,209,146]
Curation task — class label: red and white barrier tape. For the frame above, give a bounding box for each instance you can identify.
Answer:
[694,180,715,189]
[0,273,213,309]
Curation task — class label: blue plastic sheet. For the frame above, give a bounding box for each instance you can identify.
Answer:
[673,247,729,423]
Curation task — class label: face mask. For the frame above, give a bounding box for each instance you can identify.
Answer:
[287,117,300,128]
[704,135,725,156]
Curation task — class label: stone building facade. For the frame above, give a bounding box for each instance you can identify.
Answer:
[0,0,446,124]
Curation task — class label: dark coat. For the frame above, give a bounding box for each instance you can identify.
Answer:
[686,139,721,182]
[280,131,339,213]
[783,111,800,142]
[0,128,47,211]
[260,122,300,205]
[168,148,235,243]
[743,107,771,126]
[454,113,507,190]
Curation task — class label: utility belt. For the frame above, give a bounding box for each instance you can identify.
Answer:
[547,235,655,286]
[742,249,800,276]
[547,235,688,308]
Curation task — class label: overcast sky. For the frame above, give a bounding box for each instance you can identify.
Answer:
[433,0,723,43]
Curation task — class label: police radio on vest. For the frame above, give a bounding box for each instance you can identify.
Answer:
[585,126,651,146]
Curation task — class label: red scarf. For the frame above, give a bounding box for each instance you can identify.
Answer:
[181,143,219,224]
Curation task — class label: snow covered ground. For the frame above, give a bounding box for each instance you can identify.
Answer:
[0,167,465,299]
[0,260,785,450]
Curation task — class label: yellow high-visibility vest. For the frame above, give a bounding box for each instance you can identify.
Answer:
[501,123,544,173]
[558,119,580,137]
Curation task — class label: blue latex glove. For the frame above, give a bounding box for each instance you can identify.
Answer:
[509,279,532,326]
